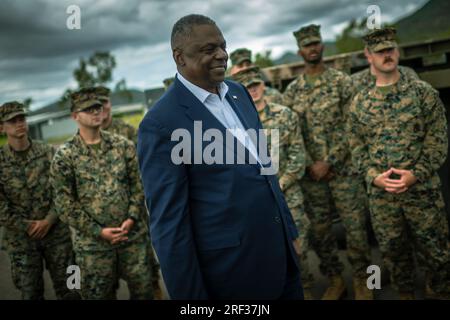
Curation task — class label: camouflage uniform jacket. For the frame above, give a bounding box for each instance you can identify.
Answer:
[264,86,283,105]
[259,102,306,208]
[0,140,71,252]
[282,67,355,175]
[51,131,146,251]
[103,118,137,144]
[348,73,448,193]
[351,65,418,93]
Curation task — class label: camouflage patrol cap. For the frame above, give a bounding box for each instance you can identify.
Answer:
[232,66,264,87]
[230,48,252,66]
[163,77,175,89]
[70,88,102,112]
[0,101,26,122]
[363,27,398,52]
[94,86,111,102]
[294,24,322,48]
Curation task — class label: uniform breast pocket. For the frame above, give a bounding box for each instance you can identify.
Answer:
[396,105,424,137]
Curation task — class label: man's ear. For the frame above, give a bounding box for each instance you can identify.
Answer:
[173,48,185,67]
[71,112,78,121]
[364,47,373,63]
[0,123,4,134]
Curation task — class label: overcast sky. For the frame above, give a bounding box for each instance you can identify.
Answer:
[0,0,428,110]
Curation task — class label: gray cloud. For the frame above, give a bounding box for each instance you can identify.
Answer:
[0,0,427,109]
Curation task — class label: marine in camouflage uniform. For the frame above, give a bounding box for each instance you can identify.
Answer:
[348,28,450,299]
[96,86,138,144]
[50,89,154,300]
[232,66,314,298]
[283,24,372,299]
[0,101,77,300]
[94,86,163,299]
[229,48,283,104]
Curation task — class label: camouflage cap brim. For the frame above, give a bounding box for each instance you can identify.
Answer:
[371,40,398,52]
[242,79,264,87]
[234,56,252,66]
[73,99,103,112]
[300,36,322,47]
[97,95,110,103]
[2,110,26,122]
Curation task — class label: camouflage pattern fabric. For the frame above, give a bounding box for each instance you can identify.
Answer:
[264,86,283,105]
[0,140,75,299]
[283,67,371,279]
[50,131,147,252]
[75,240,154,300]
[102,118,138,145]
[348,74,450,294]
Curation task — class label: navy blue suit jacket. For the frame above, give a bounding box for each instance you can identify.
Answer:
[137,77,300,299]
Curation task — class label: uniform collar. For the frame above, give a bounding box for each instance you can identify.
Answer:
[72,130,113,156]
[2,139,45,163]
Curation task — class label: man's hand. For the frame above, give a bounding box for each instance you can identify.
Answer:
[386,168,417,193]
[26,219,52,240]
[308,161,330,181]
[120,218,135,232]
[373,168,417,194]
[100,227,128,245]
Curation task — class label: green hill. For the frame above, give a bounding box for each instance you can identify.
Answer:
[395,0,450,43]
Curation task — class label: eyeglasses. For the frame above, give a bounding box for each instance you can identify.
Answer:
[80,105,104,114]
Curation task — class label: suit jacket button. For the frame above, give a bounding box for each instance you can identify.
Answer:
[274,216,281,224]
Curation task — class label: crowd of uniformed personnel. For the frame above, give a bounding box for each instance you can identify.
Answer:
[0,24,449,300]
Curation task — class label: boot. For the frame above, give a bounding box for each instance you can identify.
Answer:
[321,275,347,300]
[353,278,373,300]
[399,292,415,300]
[425,284,450,300]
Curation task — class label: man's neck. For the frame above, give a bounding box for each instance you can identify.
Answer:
[8,135,30,152]
[177,72,219,94]
[102,115,113,130]
[304,61,325,76]
[376,68,400,86]
[79,126,101,145]
[255,98,266,112]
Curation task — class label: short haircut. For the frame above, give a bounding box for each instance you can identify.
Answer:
[171,14,217,50]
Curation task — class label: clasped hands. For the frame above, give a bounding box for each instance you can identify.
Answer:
[100,218,135,245]
[373,168,417,194]
[308,160,334,182]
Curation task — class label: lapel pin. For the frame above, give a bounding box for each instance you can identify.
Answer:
[233,95,238,99]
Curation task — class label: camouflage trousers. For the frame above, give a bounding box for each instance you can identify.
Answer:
[9,239,75,300]
[75,239,154,300]
[289,206,314,291]
[369,187,450,294]
[301,174,371,278]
